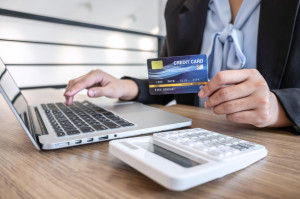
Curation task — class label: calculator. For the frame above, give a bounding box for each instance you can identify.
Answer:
[109,128,267,191]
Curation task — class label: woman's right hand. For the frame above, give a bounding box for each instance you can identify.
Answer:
[64,69,139,106]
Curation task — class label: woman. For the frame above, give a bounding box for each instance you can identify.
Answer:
[64,0,300,133]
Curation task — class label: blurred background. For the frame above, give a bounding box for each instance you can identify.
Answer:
[0,0,167,89]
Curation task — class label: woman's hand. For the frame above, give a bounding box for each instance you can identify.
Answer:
[198,69,293,128]
[64,69,138,106]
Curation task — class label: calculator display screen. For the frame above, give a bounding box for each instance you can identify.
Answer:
[135,142,201,168]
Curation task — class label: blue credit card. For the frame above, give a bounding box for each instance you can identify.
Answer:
[147,54,208,95]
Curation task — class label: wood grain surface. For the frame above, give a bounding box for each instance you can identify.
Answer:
[0,89,299,199]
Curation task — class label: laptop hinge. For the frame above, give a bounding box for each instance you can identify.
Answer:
[27,106,48,138]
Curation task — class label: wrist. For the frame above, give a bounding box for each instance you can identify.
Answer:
[119,79,139,101]
[268,92,293,127]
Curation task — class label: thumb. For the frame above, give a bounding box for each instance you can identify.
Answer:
[87,86,116,98]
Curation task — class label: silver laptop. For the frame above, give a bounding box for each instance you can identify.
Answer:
[0,58,192,150]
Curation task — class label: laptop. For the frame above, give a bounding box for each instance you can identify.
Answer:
[0,57,192,150]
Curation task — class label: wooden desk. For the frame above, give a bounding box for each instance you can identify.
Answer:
[0,89,299,199]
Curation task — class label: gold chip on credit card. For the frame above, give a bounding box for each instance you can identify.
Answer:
[151,60,163,69]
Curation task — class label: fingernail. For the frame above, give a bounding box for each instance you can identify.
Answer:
[65,99,70,106]
[88,89,94,97]
[199,89,205,98]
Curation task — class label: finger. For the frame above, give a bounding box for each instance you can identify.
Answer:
[87,83,101,90]
[226,109,269,128]
[205,82,254,108]
[65,96,74,106]
[199,69,250,98]
[64,82,72,96]
[64,80,76,105]
[212,95,256,115]
[65,74,102,97]
[226,110,255,125]
[88,86,116,98]
[64,78,83,96]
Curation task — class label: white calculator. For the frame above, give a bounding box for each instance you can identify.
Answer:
[109,128,267,191]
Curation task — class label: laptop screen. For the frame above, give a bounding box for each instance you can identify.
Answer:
[0,58,41,150]
[0,59,29,126]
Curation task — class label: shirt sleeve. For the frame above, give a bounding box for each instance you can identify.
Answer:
[272,88,300,135]
[121,76,175,105]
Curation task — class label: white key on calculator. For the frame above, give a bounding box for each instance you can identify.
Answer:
[153,128,264,161]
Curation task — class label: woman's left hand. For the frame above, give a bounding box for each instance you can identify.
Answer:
[198,69,293,127]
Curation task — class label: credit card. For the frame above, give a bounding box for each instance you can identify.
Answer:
[147,54,208,95]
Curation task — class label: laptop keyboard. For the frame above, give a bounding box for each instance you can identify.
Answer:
[41,101,135,137]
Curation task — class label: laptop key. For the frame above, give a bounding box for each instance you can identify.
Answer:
[63,126,77,131]
[92,125,108,131]
[53,125,61,130]
[80,127,95,133]
[119,122,135,127]
[41,104,47,110]
[96,118,111,122]
[56,132,65,137]
[54,126,63,131]
[73,121,84,125]
[66,130,80,135]
[85,119,96,123]
[89,121,100,125]
[92,114,102,117]
[102,112,115,116]
[102,122,121,129]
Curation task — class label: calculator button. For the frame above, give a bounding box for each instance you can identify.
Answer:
[183,141,195,147]
[194,146,209,152]
[208,150,225,158]
[206,145,217,150]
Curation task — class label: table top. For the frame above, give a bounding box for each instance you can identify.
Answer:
[0,89,299,199]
